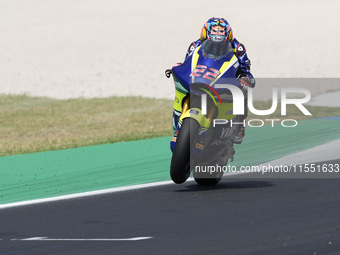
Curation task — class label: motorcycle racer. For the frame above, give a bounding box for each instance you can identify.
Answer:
[169,17,255,144]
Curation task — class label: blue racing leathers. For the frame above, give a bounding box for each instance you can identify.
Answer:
[185,38,255,87]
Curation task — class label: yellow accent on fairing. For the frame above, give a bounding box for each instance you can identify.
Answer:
[219,55,237,76]
[173,89,186,112]
[216,102,235,120]
[192,46,201,69]
[210,54,237,86]
[179,108,210,129]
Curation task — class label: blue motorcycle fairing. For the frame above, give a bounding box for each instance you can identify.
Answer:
[170,41,243,153]
[172,46,239,92]
[171,54,193,92]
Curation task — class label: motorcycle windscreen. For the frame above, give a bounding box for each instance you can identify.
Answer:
[202,40,232,60]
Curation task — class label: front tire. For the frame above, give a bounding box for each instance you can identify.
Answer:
[170,118,199,184]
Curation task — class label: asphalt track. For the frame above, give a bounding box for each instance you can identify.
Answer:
[1,159,339,255]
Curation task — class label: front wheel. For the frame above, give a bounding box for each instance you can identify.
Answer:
[170,118,199,184]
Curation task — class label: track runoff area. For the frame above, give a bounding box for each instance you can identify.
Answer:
[0,118,340,254]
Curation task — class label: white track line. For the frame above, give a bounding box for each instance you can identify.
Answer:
[0,173,244,210]
[10,236,152,242]
[0,180,176,210]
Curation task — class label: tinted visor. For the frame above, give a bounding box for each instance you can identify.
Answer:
[202,40,232,60]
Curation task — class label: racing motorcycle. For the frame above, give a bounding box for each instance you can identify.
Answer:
[167,39,245,186]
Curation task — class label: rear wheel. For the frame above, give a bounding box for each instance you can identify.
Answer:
[170,118,199,184]
[193,137,234,186]
[193,154,225,186]
[194,173,223,186]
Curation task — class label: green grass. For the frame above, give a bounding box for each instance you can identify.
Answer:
[1,95,339,157]
[0,95,173,156]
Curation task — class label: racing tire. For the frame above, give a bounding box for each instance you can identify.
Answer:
[193,142,231,186]
[170,118,199,184]
[194,176,222,186]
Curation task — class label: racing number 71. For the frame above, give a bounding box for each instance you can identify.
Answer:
[190,65,220,81]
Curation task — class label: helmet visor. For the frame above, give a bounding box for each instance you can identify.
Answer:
[202,40,232,60]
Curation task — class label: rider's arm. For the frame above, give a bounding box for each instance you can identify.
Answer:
[184,39,202,60]
[232,38,256,88]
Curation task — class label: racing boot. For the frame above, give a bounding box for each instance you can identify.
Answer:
[233,126,245,144]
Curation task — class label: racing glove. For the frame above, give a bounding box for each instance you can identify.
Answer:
[238,76,251,92]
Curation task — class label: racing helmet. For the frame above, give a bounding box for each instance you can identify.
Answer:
[200,17,233,43]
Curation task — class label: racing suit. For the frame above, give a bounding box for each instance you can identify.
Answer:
[185,38,255,86]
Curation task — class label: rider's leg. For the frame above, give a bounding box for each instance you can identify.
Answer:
[233,92,248,144]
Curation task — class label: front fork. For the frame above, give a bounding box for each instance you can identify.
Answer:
[170,96,216,152]
[181,97,190,117]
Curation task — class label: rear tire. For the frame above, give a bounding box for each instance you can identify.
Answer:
[193,143,232,186]
[193,158,224,186]
[194,176,222,186]
[170,118,199,184]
